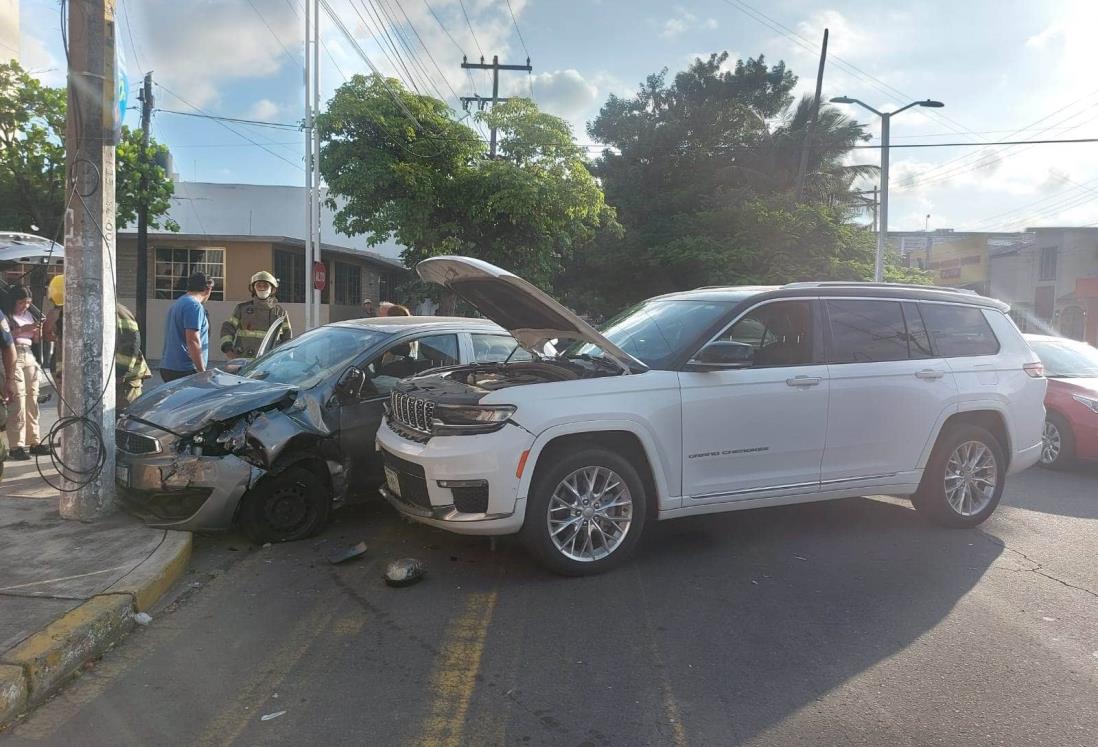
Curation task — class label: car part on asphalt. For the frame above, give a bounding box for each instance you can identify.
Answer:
[328,541,368,564]
[384,558,425,587]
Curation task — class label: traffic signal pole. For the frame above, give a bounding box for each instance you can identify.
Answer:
[59,0,118,519]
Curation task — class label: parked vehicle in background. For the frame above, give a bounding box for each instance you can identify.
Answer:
[115,316,525,543]
[1024,334,1098,469]
[377,257,1047,575]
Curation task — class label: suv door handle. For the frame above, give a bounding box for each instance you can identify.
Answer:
[786,376,822,387]
[915,369,945,380]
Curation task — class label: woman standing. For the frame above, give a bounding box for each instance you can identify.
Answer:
[6,287,47,460]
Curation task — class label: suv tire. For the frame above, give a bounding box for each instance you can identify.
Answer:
[239,464,331,543]
[913,424,1006,528]
[522,446,648,576]
[1039,412,1074,470]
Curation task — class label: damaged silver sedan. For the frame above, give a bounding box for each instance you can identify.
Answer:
[115,316,519,542]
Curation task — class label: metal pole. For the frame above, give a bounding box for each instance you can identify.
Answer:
[489,55,499,158]
[311,0,322,324]
[875,113,890,282]
[59,0,117,519]
[135,72,153,337]
[303,0,314,329]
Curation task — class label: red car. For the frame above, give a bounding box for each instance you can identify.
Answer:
[1025,334,1098,469]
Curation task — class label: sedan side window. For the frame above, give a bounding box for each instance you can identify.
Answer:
[716,300,814,367]
[472,333,531,362]
[366,334,460,395]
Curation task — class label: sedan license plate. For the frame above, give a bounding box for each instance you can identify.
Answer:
[116,464,130,487]
[384,466,401,497]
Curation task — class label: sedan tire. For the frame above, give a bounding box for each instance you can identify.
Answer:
[1039,413,1075,470]
[239,464,331,543]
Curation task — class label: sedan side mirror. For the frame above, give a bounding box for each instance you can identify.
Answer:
[689,341,755,370]
[336,367,370,401]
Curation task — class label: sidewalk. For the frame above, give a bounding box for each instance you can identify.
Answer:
[0,413,191,728]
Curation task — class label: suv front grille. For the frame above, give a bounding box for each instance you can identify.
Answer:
[116,429,161,455]
[389,391,435,435]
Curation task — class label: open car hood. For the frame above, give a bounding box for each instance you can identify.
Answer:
[417,256,644,371]
[123,369,297,435]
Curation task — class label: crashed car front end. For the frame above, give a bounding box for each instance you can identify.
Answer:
[116,381,338,532]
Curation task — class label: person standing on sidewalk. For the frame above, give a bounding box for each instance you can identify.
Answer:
[160,272,214,383]
[4,286,48,460]
[115,303,152,409]
[0,308,16,470]
[219,271,292,360]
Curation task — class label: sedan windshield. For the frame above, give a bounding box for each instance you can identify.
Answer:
[570,300,734,369]
[238,326,388,388]
[1029,339,1098,378]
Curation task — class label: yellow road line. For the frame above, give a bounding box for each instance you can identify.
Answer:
[412,590,499,747]
[634,569,688,747]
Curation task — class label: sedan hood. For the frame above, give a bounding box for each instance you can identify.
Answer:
[124,369,297,435]
[417,256,643,371]
[1048,377,1098,396]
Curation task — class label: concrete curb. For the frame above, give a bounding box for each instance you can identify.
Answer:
[0,531,193,728]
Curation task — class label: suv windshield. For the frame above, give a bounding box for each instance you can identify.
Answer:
[569,300,733,369]
[239,325,388,388]
[1029,339,1098,378]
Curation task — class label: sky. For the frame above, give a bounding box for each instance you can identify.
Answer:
[15,0,1098,233]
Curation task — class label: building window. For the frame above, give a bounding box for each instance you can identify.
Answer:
[1039,246,1057,282]
[273,249,305,303]
[333,261,362,305]
[154,247,224,300]
[378,272,393,303]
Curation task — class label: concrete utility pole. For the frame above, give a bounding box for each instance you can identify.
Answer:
[135,71,152,336]
[460,55,532,158]
[795,28,828,202]
[59,0,118,519]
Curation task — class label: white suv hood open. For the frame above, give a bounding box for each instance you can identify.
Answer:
[417,256,643,371]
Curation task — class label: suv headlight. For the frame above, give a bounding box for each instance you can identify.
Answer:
[431,404,516,435]
[1072,394,1098,414]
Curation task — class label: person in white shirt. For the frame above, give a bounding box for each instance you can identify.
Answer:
[5,286,47,460]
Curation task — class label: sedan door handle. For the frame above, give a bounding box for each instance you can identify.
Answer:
[915,369,945,380]
[786,376,822,387]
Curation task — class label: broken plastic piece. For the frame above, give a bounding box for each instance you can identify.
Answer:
[384,558,425,587]
[261,711,287,721]
[329,541,368,565]
[134,612,152,625]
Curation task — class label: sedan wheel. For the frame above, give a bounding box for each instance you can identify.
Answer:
[1040,420,1061,466]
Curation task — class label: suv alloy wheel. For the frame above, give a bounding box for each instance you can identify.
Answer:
[522,446,648,576]
[913,424,1006,528]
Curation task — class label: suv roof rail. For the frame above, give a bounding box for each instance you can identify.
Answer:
[781,281,980,296]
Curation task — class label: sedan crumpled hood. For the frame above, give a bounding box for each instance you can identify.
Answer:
[124,369,297,435]
[417,256,644,372]
[1049,377,1098,394]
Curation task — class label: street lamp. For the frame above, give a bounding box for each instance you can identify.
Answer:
[831,96,945,281]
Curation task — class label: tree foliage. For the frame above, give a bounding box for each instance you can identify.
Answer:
[317,74,617,292]
[561,53,924,316]
[0,60,178,241]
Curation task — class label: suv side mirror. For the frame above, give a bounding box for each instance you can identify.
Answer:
[336,367,370,401]
[689,341,755,370]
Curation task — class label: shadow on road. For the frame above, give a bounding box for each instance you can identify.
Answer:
[1001,462,1098,520]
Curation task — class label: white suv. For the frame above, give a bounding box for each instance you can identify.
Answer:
[376,257,1047,575]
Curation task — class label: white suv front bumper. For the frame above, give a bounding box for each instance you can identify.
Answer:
[375,420,534,536]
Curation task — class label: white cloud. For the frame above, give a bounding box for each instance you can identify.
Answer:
[658,7,717,39]
[703,18,719,30]
[246,99,282,121]
[524,70,598,119]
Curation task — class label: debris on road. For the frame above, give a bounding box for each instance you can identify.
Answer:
[134,612,153,626]
[384,558,425,587]
[328,541,368,565]
[261,711,287,721]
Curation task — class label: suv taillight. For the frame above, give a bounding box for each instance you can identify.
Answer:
[1023,362,1045,378]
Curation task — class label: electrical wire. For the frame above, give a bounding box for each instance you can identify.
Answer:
[389,0,461,101]
[118,0,146,74]
[244,0,302,68]
[375,0,454,101]
[457,0,485,60]
[422,0,480,98]
[156,108,300,130]
[349,0,423,94]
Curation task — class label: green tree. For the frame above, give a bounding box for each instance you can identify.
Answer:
[562,53,923,316]
[317,74,617,300]
[0,60,178,241]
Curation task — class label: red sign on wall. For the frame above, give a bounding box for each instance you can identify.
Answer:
[313,261,327,291]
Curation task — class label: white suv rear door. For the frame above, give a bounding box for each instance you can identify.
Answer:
[679,299,829,503]
[821,299,958,488]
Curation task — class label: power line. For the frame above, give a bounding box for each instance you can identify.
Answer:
[282,0,349,81]
[156,108,300,130]
[457,0,484,59]
[389,0,461,101]
[374,0,451,100]
[504,0,530,57]
[852,136,1098,149]
[118,0,145,73]
[348,0,421,93]
[244,0,302,67]
[154,84,304,171]
[422,0,479,97]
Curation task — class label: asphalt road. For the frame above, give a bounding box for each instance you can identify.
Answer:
[3,463,1097,746]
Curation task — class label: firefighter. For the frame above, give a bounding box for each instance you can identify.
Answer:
[220,271,292,359]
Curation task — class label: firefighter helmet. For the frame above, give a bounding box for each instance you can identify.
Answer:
[249,271,279,295]
[48,274,65,306]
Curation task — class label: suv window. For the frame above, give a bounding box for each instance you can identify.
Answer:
[919,303,1000,357]
[718,300,814,367]
[902,302,935,359]
[826,300,909,363]
[472,333,531,362]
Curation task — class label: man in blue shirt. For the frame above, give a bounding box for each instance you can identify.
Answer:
[160,272,214,382]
